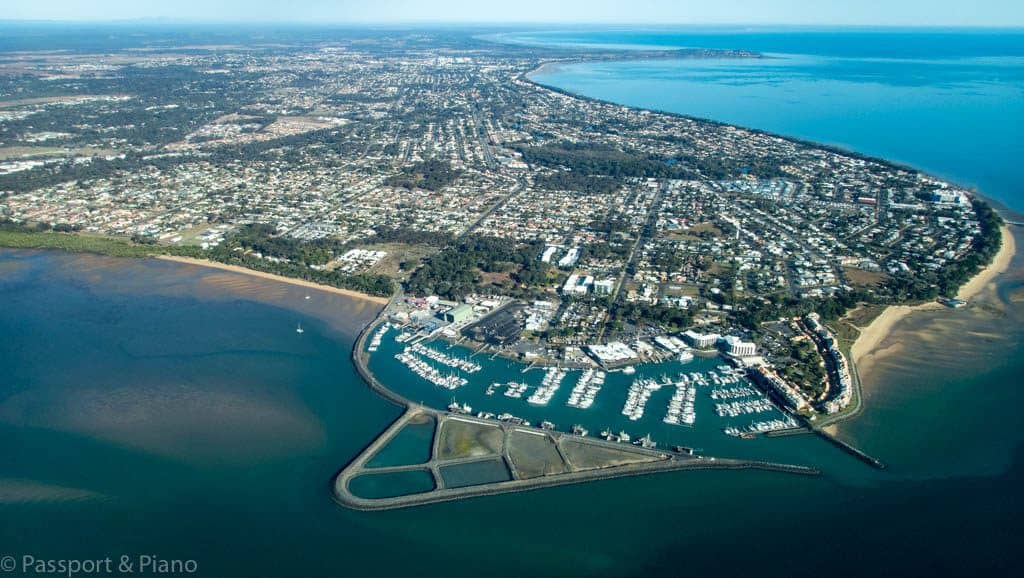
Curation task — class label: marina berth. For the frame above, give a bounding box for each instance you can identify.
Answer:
[566,368,605,409]
[367,322,391,352]
[528,367,566,405]
[723,416,799,437]
[570,424,589,436]
[634,434,657,449]
[394,350,468,390]
[715,399,775,417]
[409,342,482,373]
[663,375,697,426]
[710,386,759,400]
[621,377,663,421]
[447,401,473,414]
[485,381,529,398]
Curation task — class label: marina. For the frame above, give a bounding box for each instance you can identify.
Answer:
[621,378,663,421]
[715,398,776,418]
[365,328,819,459]
[710,386,760,400]
[724,417,800,437]
[2,18,1021,575]
[485,380,529,398]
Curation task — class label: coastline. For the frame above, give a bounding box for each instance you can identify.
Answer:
[155,255,390,305]
[850,224,1016,385]
[521,62,938,177]
[521,58,1020,430]
[957,224,1016,301]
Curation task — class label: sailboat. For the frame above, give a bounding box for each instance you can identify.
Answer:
[296,323,305,334]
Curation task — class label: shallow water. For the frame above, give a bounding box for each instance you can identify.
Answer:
[1,246,1022,576]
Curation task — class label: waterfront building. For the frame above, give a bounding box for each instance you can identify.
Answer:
[683,330,720,349]
[586,341,638,366]
[721,335,757,357]
[540,245,558,263]
[442,304,474,324]
[748,366,811,412]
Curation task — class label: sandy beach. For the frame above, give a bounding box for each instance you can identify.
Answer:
[957,225,1016,301]
[156,255,390,305]
[851,224,1016,378]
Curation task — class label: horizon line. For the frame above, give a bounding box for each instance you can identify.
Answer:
[1,19,1024,30]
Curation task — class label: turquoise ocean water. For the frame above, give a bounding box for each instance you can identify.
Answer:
[517,28,1024,212]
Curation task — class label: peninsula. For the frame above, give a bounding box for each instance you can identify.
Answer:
[0,29,1007,502]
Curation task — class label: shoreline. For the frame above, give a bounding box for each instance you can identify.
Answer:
[521,57,1020,427]
[521,62,938,177]
[155,255,390,305]
[850,224,1016,386]
[957,224,1016,301]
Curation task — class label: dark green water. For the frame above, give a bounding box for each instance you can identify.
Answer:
[439,459,511,488]
[365,417,435,468]
[349,470,435,499]
[2,248,1022,577]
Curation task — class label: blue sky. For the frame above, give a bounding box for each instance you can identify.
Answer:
[2,0,1023,26]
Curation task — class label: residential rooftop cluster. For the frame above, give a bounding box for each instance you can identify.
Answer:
[0,29,1000,418]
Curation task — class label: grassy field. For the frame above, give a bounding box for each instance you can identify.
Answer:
[842,266,888,289]
[0,229,165,258]
[829,304,887,351]
[842,304,888,330]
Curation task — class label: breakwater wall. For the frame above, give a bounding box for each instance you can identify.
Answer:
[334,447,819,512]
[814,429,886,469]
